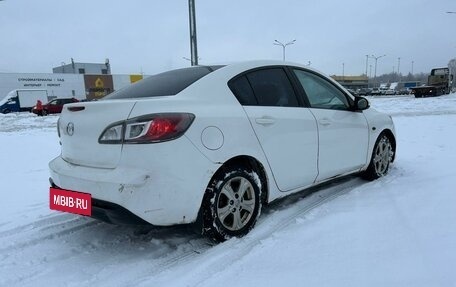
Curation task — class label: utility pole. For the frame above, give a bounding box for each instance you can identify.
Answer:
[188,0,198,66]
[397,57,401,81]
[365,54,369,76]
[411,60,414,75]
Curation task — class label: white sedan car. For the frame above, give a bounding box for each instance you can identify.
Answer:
[49,60,396,241]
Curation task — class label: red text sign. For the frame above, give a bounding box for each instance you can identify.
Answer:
[50,187,92,216]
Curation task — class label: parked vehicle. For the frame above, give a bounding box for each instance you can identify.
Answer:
[0,89,48,114]
[49,61,396,241]
[384,89,396,95]
[397,88,411,95]
[357,88,372,96]
[346,88,358,96]
[32,98,79,116]
[370,88,382,96]
[411,68,453,98]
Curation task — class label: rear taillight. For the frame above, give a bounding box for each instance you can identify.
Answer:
[99,113,195,144]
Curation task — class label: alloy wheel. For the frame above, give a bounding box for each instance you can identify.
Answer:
[373,136,393,176]
[217,176,256,231]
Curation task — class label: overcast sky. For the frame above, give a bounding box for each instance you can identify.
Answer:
[0,0,455,76]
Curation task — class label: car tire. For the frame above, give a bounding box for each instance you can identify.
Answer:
[202,165,262,242]
[42,110,48,116]
[362,133,394,180]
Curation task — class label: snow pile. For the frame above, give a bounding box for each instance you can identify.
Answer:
[367,94,456,117]
[1,93,456,286]
[0,112,58,133]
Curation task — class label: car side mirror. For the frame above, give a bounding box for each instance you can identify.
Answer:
[354,96,369,111]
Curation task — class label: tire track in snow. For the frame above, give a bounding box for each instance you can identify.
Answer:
[189,178,363,286]
[1,177,363,287]
[133,177,364,286]
[0,217,100,256]
[0,213,75,238]
[0,216,212,286]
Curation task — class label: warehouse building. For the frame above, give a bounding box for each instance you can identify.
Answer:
[52,59,111,75]
[0,60,143,102]
[331,75,368,90]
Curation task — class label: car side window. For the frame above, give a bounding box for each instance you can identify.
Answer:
[228,76,258,105]
[293,69,349,110]
[246,68,299,107]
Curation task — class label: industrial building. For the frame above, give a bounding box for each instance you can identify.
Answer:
[0,60,143,102]
[331,75,368,90]
[52,59,111,75]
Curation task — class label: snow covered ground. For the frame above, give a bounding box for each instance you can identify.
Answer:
[1,94,456,286]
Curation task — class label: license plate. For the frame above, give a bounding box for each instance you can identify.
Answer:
[50,187,92,216]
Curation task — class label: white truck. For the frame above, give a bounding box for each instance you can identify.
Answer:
[0,89,49,114]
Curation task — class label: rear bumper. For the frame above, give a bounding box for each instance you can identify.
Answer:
[49,179,149,225]
[49,142,219,226]
[91,198,150,225]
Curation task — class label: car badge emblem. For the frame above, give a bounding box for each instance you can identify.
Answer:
[67,122,74,136]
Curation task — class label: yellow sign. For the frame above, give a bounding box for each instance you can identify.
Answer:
[130,75,143,83]
[95,78,105,98]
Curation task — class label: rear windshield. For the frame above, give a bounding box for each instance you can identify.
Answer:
[104,65,224,99]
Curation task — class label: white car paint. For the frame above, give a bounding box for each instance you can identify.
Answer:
[243,105,318,191]
[310,108,369,181]
[49,60,395,227]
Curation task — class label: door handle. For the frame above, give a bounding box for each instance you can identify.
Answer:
[255,117,276,126]
[318,118,331,126]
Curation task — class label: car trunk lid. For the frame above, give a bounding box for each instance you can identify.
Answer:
[59,100,136,169]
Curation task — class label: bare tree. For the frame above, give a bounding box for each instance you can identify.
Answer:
[374,72,426,85]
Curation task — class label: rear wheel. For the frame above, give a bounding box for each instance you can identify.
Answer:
[202,165,262,242]
[362,134,394,180]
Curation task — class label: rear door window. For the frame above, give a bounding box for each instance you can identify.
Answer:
[246,68,299,107]
[228,76,258,105]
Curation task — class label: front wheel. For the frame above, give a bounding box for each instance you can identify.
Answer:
[202,166,262,242]
[362,134,394,180]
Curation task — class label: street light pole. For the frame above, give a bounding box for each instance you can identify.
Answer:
[370,54,386,88]
[397,57,401,79]
[411,60,414,75]
[274,39,296,61]
[365,54,369,76]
